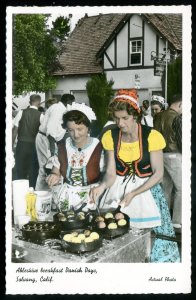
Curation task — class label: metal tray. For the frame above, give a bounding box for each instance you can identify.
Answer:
[92,211,130,239]
[53,211,92,230]
[21,221,61,243]
[60,229,103,253]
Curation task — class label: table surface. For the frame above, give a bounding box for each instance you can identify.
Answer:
[12,227,151,263]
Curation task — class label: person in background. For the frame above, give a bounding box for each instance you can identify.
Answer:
[141,99,153,127]
[12,94,43,188]
[47,103,104,211]
[141,99,151,115]
[172,113,182,153]
[90,89,180,262]
[154,94,182,229]
[35,94,75,191]
[45,97,58,109]
[38,106,45,113]
[151,95,165,120]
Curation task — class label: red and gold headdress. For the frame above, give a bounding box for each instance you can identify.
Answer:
[113,89,140,113]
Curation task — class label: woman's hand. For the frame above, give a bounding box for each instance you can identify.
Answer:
[120,191,136,207]
[89,184,106,204]
[46,173,61,187]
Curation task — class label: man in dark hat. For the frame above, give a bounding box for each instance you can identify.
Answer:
[12,94,42,188]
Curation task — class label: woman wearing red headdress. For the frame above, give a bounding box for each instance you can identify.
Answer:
[90,89,180,263]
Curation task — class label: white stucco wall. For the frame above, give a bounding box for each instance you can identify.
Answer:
[129,15,143,38]
[159,38,166,55]
[116,23,128,68]
[54,75,90,93]
[144,21,157,66]
[105,68,162,90]
[105,40,115,66]
[106,68,162,104]
[52,75,91,105]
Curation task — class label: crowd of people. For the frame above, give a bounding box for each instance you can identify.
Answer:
[12,88,182,263]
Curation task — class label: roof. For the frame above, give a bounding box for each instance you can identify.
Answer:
[54,13,182,76]
[143,14,182,51]
[54,14,126,76]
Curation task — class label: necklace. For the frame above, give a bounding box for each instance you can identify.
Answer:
[70,137,93,151]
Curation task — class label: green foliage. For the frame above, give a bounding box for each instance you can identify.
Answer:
[86,74,115,130]
[50,16,71,42]
[13,14,71,96]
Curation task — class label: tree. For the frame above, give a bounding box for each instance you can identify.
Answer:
[86,74,115,130]
[13,14,71,96]
[167,56,182,102]
[161,56,182,103]
[50,15,72,43]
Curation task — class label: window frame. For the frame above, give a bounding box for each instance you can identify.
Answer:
[129,39,143,66]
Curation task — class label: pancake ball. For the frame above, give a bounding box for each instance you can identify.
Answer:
[71,236,81,243]
[108,223,117,229]
[58,212,65,218]
[97,221,106,229]
[71,231,78,237]
[84,237,94,243]
[63,234,72,242]
[67,211,75,217]
[77,214,85,221]
[95,216,105,222]
[67,215,75,222]
[90,232,100,240]
[59,216,67,222]
[84,230,91,237]
[105,212,114,219]
[115,212,125,220]
[77,233,86,241]
[118,219,127,226]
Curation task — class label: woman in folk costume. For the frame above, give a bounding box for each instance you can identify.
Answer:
[90,89,180,262]
[47,103,104,211]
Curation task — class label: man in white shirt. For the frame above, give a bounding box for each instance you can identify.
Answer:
[12,94,43,188]
[141,99,153,127]
[35,94,75,190]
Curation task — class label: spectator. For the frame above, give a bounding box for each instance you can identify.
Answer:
[38,106,45,113]
[45,97,58,109]
[141,99,151,115]
[172,113,182,153]
[154,94,182,229]
[151,95,165,119]
[141,99,153,127]
[12,94,43,188]
[35,94,75,191]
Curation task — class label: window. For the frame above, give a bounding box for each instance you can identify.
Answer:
[130,40,142,66]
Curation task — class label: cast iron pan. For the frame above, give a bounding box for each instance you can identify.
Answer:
[21,221,61,243]
[53,210,92,230]
[92,208,130,239]
[60,229,103,253]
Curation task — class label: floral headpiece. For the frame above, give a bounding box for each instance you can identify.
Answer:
[113,89,140,113]
[151,95,165,107]
[66,102,97,122]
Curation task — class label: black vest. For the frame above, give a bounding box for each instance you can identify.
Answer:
[18,107,41,143]
[111,124,153,178]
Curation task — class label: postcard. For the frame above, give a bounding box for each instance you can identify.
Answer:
[6,5,191,294]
